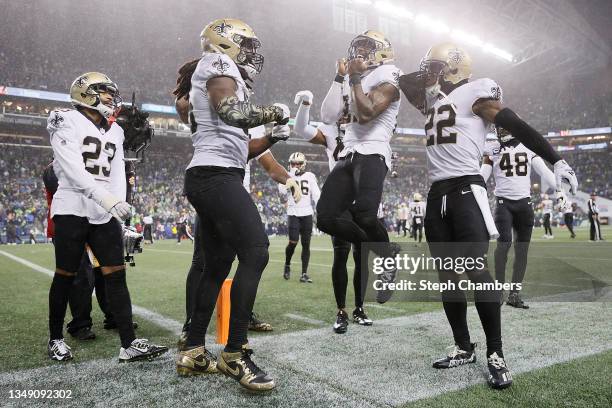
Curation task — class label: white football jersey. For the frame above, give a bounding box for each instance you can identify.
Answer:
[398,206,409,220]
[339,64,402,169]
[317,123,339,172]
[558,200,573,214]
[484,141,537,200]
[410,201,426,218]
[243,126,268,191]
[188,52,251,170]
[541,199,554,215]
[279,169,320,216]
[48,109,125,224]
[426,78,501,182]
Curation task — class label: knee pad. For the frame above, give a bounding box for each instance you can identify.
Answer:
[287,241,298,250]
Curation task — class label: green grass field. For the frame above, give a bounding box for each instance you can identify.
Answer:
[0,226,610,407]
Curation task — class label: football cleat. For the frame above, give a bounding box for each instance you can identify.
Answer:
[333,310,349,334]
[506,292,529,309]
[352,307,373,326]
[487,352,513,389]
[300,273,313,283]
[70,327,96,341]
[118,338,168,362]
[432,343,476,369]
[48,339,73,361]
[283,265,290,280]
[248,312,273,332]
[218,345,275,391]
[376,267,397,304]
[176,345,218,376]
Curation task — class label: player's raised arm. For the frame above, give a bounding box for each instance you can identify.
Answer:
[347,57,399,124]
[293,90,327,146]
[320,59,347,124]
[473,99,578,194]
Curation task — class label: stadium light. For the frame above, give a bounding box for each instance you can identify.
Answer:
[416,14,450,34]
[451,30,484,47]
[374,1,414,19]
[482,43,514,62]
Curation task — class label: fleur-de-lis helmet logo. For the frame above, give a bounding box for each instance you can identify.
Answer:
[76,75,89,87]
[213,22,233,36]
[448,49,462,65]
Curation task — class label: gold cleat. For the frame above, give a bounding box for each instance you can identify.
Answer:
[176,346,218,376]
[217,345,275,391]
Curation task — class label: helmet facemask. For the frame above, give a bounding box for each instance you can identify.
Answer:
[234,35,264,79]
[496,126,516,146]
[348,36,381,69]
[77,82,122,119]
[418,59,447,110]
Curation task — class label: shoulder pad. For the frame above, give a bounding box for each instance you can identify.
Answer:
[470,78,503,103]
[197,52,242,83]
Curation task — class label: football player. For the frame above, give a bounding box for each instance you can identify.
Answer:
[173,18,299,391]
[540,194,554,238]
[559,197,576,239]
[293,87,374,333]
[279,152,320,283]
[588,193,604,241]
[399,43,577,389]
[315,30,403,304]
[409,193,426,243]
[46,72,167,362]
[481,128,562,309]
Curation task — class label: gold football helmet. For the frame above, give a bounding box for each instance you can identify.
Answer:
[348,30,394,68]
[413,193,423,202]
[289,152,307,173]
[200,18,263,79]
[70,72,121,119]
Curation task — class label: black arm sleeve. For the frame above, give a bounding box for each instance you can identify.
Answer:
[494,108,561,164]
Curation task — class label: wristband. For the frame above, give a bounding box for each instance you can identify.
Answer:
[349,74,361,86]
[334,74,344,84]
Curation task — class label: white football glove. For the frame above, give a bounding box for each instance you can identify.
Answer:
[268,124,291,144]
[285,178,302,203]
[553,160,578,195]
[110,201,133,222]
[272,103,290,123]
[555,189,568,209]
[294,90,313,105]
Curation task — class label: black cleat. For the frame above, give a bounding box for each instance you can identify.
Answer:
[333,310,349,334]
[283,265,290,280]
[176,345,218,376]
[70,327,96,341]
[506,292,529,309]
[433,343,477,369]
[352,307,372,326]
[376,243,401,303]
[48,339,73,361]
[487,352,513,389]
[119,338,168,362]
[218,345,275,391]
[248,312,273,332]
[299,273,312,283]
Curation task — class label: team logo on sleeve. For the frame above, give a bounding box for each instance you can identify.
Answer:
[213,22,232,36]
[212,57,230,74]
[50,111,65,128]
[491,86,502,100]
[392,70,400,85]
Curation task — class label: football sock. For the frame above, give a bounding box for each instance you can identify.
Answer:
[49,273,75,340]
[494,241,511,284]
[103,269,136,349]
[511,242,529,287]
[331,238,350,309]
[301,240,311,275]
[442,297,471,352]
[285,242,297,266]
[352,244,367,308]
[226,245,268,351]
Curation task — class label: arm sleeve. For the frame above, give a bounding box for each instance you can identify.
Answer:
[531,156,556,191]
[494,108,562,164]
[48,112,116,208]
[294,102,318,141]
[320,80,344,124]
[480,162,493,182]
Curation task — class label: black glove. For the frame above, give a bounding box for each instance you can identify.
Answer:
[115,105,153,152]
[398,72,426,114]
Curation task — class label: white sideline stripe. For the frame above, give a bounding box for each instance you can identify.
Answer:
[0,250,183,335]
[364,303,404,312]
[283,313,326,326]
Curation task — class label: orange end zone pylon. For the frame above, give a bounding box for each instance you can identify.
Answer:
[216,278,232,344]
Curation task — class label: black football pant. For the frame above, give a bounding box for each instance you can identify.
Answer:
[425,187,502,357]
[564,213,575,237]
[494,197,534,294]
[183,216,204,332]
[184,167,269,352]
[412,217,423,242]
[317,152,391,257]
[66,252,110,334]
[285,215,313,275]
[543,213,552,236]
[331,211,367,310]
[143,224,153,243]
[51,215,135,348]
[589,214,603,240]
